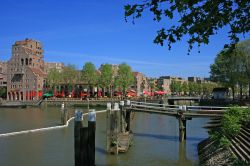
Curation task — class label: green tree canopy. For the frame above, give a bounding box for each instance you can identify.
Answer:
[125,0,249,53]
[182,82,188,95]
[115,63,134,96]
[62,64,78,86]
[47,68,61,88]
[99,64,113,97]
[170,80,181,94]
[81,62,98,86]
[210,39,250,98]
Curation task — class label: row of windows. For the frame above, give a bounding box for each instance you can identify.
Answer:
[10,84,40,89]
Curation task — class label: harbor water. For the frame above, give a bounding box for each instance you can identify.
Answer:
[0,106,210,166]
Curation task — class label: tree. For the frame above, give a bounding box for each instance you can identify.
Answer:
[236,39,250,97]
[99,64,113,97]
[62,64,78,96]
[47,68,61,94]
[115,63,134,97]
[188,82,196,96]
[210,39,250,99]
[124,0,249,53]
[182,82,188,95]
[201,83,217,97]
[81,62,97,97]
[170,80,181,95]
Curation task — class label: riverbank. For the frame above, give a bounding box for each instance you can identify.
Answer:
[198,107,250,166]
[198,138,234,165]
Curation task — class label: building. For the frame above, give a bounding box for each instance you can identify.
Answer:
[212,88,229,99]
[7,39,47,101]
[132,72,150,96]
[188,76,204,83]
[44,62,64,73]
[0,61,7,87]
[157,76,186,94]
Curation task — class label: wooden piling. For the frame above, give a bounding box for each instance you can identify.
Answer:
[106,103,111,152]
[74,110,83,166]
[120,101,125,133]
[61,102,66,125]
[179,118,186,142]
[125,100,131,132]
[125,110,131,132]
[80,127,88,165]
[88,109,96,166]
[113,103,119,155]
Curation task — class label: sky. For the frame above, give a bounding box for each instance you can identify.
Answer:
[0,0,249,78]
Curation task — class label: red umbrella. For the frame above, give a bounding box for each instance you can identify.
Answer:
[143,91,150,95]
[155,91,165,95]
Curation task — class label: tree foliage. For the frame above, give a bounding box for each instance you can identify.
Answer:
[99,64,113,97]
[124,0,250,53]
[170,80,181,94]
[115,63,134,96]
[47,68,61,88]
[210,39,250,98]
[81,62,98,86]
[62,64,79,86]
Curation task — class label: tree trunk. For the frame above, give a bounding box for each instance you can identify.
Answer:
[102,87,105,97]
[240,84,243,99]
[232,86,235,100]
[249,83,250,99]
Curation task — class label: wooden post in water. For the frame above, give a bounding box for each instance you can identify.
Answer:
[61,102,68,125]
[74,110,83,166]
[125,100,131,132]
[80,127,88,165]
[113,103,120,154]
[106,103,111,152]
[178,105,187,142]
[88,109,96,166]
[119,101,125,133]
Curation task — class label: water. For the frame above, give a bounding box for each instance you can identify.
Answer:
[0,106,210,166]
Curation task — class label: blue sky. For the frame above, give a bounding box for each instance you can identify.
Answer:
[0,0,249,78]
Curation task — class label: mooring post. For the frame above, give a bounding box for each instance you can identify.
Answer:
[125,100,131,132]
[106,103,111,152]
[119,101,125,133]
[80,126,88,165]
[88,109,96,166]
[178,105,187,142]
[74,110,83,166]
[183,105,187,140]
[61,102,67,125]
[113,103,120,154]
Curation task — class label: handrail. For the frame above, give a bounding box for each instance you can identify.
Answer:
[130,101,232,110]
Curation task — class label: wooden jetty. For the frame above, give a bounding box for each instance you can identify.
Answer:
[106,101,133,154]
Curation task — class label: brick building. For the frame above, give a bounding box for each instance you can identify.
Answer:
[7,39,47,101]
[157,76,187,94]
[132,72,150,96]
[0,61,7,87]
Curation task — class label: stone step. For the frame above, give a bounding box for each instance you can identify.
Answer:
[232,136,250,159]
[241,128,250,138]
[230,136,250,161]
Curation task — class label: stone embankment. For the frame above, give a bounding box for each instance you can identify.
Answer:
[198,118,250,166]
